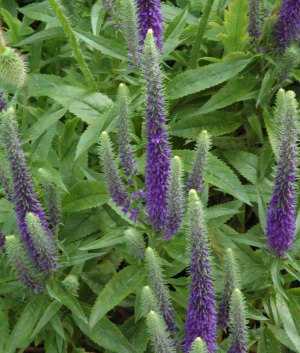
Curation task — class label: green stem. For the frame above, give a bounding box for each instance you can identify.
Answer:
[48,0,98,91]
[189,0,214,70]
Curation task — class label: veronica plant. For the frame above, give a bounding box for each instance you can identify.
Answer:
[136,0,164,50]
[273,0,300,52]
[143,29,171,231]
[248,0,262,40]
[217,248,240,329]
[266,90,298,257]
[0,108,58,273]
[184,190,217,353]
[228,289,248,353]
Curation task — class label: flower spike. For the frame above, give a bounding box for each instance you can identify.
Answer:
[184,190,217,353]
[99,131,130,213]
[266,90,298,257]
[143,29,171,231]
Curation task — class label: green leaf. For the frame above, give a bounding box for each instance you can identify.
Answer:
[169,111,243,138]
[74,29,129,61]
[257,188,268,232]
[205,154,251,205]
[263,110,278,158]
[6,296,44,353]
[276,292,300,353]
[196,78,257,114]
[258,327,281,353]
[91,0,105,35]
[163,243,187,264]
[61,181,110,213]
[75,115,107,160]
[31,300,62,338]
[26,79,113,124]
[18,2,60,26]
[16,26,64,46]
[271,258,287,299]
[222,150,260,184]
[120,317,149,353]
[90,265,147,328]
[167,58,252,100]
[79,227,127,250]
[22,106,68,144]
[73,305,139,353]
[217,0,249,54]
[51,281,88,325]
[256,67,276,108]
[163,7,188,57]
[206,200,242,229]
[267,324,297,352]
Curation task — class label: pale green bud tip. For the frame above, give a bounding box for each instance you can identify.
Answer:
[225,248,233,255]
[26,212,35,222]
[7,107,14,114]
[147,29,153,35]
[233,288,240,295]
[101,131,108,136]
[5,235,15,242]
[188,189,199,203]
[173,156,180,161]
[190,337,207,353]
[145,247,153,255]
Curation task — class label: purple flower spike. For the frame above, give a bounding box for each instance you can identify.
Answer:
[0,108,57,271]
[25,212,58,273]
[38,168,61,234]
[143,29,171,231]
[217,248,240,329]
[145,247,177,333]
[120,0,141,67]
[186,131,210,194]
[248,0,262,39]
[117,83,137,176]
[102,0,114,12]
[184,190,217,353]
[136,0,164,50]
[164,156,185,240]
[99,131,130,213]
[5,235,40,291]
[273,0,300,52]
[0,230,6,253]
[266,90,298,257]
[0,92,7,112]
[228,289,248,353]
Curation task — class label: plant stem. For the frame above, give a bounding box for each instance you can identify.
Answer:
[48,0,98,91]
[189,0,214,70]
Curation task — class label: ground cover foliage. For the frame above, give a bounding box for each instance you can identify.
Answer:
[0,0,300,352]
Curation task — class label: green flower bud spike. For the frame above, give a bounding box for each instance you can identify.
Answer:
[217,248,240,329]
[0,46,27,87]
[146,311,176,353]
[5,235,40,291]
[228,288,248,353]
[190,337,208,353]
[141,285,159,316]
[124,228,145,259]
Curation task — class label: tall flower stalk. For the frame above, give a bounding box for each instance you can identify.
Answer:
[117,83,137,176]
[143,29,171,231]
[99,131,130,213]
[217,248,240,329]
[145,247,177,333]
[164,156,185,240]
[0,108,57,273]
[186,131,210,194]
[272,0,300,52]
[136,0,164,50]
[228,289,248,353]
[184,190,217,353]
[248,0,262,39]
[266,90,298,257]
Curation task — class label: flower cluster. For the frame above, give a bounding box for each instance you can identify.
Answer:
[143,29,171,231]
[136,0,164,50]
[184,190,217,353]
[266,90,298,257]
[248,0,262,39]
[273,0,300,52]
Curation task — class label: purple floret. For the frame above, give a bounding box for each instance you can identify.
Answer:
[136,0,164,50]
[273,0,300,51]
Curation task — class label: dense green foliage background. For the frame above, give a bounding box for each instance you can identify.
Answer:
[0,0,299,352]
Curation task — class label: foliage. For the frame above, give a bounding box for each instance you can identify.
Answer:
[0,0,299,352]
